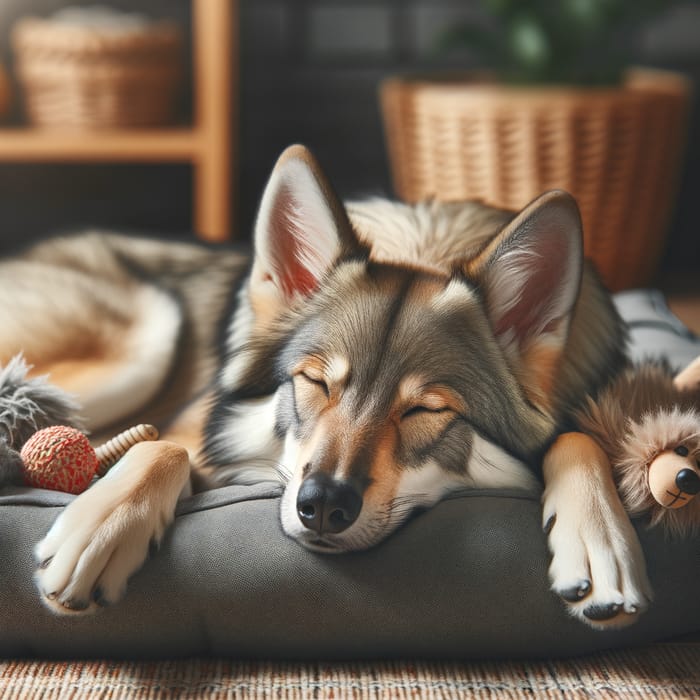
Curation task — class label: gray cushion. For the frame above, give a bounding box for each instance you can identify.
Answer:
[614,289,700,367]
[1,289,699,659]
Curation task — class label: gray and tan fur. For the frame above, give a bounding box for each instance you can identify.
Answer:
[0,144,648,628]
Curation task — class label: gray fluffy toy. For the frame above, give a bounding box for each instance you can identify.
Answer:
[0,354,83,486]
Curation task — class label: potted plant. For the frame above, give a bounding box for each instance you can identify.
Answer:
[380,0,691,291]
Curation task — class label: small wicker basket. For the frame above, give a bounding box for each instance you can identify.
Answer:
[12,11,182,129]
[380,69,690,291]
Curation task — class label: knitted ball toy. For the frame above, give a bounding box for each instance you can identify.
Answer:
[20,423,159,494]
[21,426,96,493]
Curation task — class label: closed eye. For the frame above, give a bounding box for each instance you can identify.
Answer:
[401,405,451,420]
[299,372,330,398]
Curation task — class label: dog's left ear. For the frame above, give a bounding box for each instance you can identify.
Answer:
[466,190,583,414]
[250,144,361,319]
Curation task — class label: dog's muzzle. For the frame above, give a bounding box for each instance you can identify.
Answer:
[296,473,363,534]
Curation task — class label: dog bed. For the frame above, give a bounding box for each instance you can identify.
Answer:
[1,289,699,659]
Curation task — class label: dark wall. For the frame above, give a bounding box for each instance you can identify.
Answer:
[0,0,698,275]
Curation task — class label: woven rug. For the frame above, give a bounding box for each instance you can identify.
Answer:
[1,644,699,699]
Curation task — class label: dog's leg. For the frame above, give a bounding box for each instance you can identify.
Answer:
[34,440,190,614]
[542,432,653,628]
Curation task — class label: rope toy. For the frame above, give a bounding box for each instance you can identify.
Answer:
[20,423,159,494]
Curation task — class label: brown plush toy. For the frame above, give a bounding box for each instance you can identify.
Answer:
[573,356,700,536]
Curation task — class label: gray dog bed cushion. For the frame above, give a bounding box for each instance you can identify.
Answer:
[1,289,700,660]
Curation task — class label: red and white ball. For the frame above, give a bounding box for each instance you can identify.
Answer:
[20,425,98,494]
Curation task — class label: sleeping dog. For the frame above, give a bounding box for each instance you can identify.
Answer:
[0,145,651,627]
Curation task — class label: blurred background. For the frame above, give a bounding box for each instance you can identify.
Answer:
[0,0,698,283]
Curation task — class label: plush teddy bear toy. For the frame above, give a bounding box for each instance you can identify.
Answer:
[573,355,700,536]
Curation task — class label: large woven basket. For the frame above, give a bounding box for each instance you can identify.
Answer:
[380,69,690,291]
[12,15,182,129]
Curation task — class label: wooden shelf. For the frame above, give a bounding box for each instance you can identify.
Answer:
[0,0,236,242]
[0,128,202,162]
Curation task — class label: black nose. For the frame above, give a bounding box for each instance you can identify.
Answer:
[296,473,363,534]
[676,468,700,495]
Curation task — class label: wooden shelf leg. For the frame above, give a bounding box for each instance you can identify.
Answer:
[193,0,236,241]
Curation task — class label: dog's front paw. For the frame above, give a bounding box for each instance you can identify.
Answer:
[34,441,190,615]
[543,506,652,628]
[542,434,653,629]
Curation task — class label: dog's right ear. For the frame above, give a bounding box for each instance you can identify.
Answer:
[250,145,360,317]
[464,190,584,416]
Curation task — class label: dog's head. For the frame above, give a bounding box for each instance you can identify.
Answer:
[208,145,592,552]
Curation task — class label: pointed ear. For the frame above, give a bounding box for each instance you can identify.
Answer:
[250,144,360,316]
[466,190,584,413]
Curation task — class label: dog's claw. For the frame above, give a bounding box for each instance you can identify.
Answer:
[62,598,89,612]
[558,580,591,602]
[92,587,110,607]
[543,514,556,534]
[583,603,622,621]
[38,556,53,570]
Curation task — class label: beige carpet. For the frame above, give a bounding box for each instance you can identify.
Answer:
[1,644,699,699]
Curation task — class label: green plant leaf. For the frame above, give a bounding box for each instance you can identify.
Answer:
[508,14,551,69]
[431,0,687,84]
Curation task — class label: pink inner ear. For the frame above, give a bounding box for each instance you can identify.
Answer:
[269,186,320,299]
[493,228,573,344]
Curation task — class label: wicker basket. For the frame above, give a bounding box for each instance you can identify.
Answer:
[12,15,182,129]
[380,69,690,291]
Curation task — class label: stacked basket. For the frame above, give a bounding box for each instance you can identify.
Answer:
[380,69,690,291]
[12,8,182,129]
